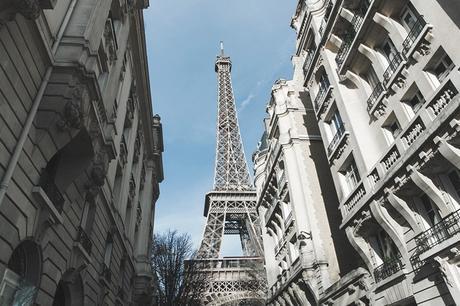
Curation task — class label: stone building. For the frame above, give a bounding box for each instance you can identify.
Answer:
[273,0,460,304]
[252,71,364,304]
[0,1,163,305]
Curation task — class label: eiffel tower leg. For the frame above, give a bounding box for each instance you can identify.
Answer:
[198,204,226,258]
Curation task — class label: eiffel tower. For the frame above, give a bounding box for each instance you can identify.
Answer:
[193,43,266,306]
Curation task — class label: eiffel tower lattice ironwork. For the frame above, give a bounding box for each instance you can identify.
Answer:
[193,43,266,306]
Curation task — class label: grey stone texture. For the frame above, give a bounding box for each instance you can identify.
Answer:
[0,1,163,305]
[256,0,460,304]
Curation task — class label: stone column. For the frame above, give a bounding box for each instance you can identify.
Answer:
[133,160,156,303]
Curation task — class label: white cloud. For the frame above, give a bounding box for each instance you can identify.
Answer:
[239,93,256,111]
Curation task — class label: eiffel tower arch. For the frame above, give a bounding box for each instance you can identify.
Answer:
[191,43,266,305]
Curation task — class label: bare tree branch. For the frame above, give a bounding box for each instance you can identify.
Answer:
[151,230,209,306]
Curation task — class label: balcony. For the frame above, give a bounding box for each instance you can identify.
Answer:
[402,15,427,55]
[274,237,286,255]
[303,50,315,76]
[40,177,65,213]
[383,52,404,84]
[314,83,333,114]
[327,124,346,156]
[76,226,92,255]
[341,182,366,214]
[284,211,294,228]
[335,34,354,69]
[373,254,404,283]
[380,145,400,172]
[350,11,364,34]
[427,80,459,117]
[366,82,386,112]
[264,197,278,223]
[277,173,287,196]
[414,209,460,256]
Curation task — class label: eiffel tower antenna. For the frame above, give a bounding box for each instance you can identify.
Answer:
[212,42,252,192]
[190,44,266,304]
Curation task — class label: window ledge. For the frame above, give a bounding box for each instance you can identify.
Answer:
[32,186,63,224]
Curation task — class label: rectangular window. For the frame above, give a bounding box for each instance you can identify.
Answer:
[366,67,380,89]
[407,90,425,111]
[343,159,360,192]
[433,54,454,82]
[401,3,420,32]
[319,74,330,90]
[382,115,402,142]
[420,194,441,226]
[381,39,398,63]
[329,110,344,136]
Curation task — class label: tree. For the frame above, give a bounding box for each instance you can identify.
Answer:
[151,230,208,306]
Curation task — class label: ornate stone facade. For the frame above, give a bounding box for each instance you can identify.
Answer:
[253,70,363,305]
[0,1,163,305]
[284,0,460,304]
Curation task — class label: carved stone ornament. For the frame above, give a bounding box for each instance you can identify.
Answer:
[15,0,40,19]
[57,86,88,131]
[85,151,109,198]
[0,0,41,27]
[104,19,117,64]
[352,210,371,235]
[372,101,387,119]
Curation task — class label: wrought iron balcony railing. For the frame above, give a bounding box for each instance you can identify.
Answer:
[284,211,293,228]
[77,226,92,255]
[383,52,403,83]
[335,34,354,69]
[350,11,364,34]
[318,0,333,36]
[40,176,65,213]
[402,15,427,54]
[414,209,460,255]
[366,82,385,111]
[327,123,346,156]
[374,254,404,283]
[314,82,331,111]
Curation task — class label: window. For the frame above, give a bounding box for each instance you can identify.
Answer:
[401,3,420,32]
[374,229,399,262]
[433,54,454,82]
[104,234,114,267]
[365,66,380,89]
[407,90,425,111]
[381,39,398,63]
[420,194,441,227]
[319,74,330,90]
[328,110,344,138]
[342,158,360,193]
[383,119,401,140]
[331,111,343,133]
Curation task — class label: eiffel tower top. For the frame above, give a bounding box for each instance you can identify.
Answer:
[212,42,253,191]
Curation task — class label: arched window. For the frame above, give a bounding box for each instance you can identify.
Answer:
[0,241,41,305]
[39,130,94,213]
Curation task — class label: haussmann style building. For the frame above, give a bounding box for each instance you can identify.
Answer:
[0,0,163,305]
[255,0,460,305]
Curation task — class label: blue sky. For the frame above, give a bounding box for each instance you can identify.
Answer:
[144,0,297,255]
